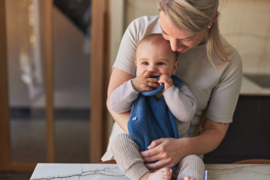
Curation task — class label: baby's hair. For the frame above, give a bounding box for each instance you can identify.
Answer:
[136,34,178,62]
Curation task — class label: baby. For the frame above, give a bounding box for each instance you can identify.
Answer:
[108,34,204,180]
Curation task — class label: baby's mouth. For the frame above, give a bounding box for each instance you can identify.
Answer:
[148,75,160,78]
[147,76,160,89]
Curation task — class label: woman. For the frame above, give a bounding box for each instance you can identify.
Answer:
[102,0,242,179]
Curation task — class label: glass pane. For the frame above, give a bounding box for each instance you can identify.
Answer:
[53,0,90,163]
[7,0,91,163]
[6,0,46,163]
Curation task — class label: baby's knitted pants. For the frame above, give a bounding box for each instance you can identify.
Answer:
[111,133,205,180]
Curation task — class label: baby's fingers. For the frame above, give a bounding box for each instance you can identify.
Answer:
[142,71,149,77]
[147,78,159,83]
[147,81,159,88]
[144,86,153,91]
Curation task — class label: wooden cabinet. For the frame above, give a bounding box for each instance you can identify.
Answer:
[204,95,270,163]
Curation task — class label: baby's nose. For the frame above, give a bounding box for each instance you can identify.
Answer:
[148,65,157,71]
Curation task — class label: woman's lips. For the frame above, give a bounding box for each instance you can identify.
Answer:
[177,47,186,52]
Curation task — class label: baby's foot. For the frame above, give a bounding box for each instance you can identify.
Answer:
[184,177,195,180]
[140,168,172,180]
[148,168,172,180]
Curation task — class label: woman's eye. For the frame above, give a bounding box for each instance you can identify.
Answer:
[162,31,168,36]
[184,39,193,42]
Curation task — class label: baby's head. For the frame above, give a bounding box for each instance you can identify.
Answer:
[135,34,179,77]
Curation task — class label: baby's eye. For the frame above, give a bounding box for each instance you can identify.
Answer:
[157,62,165,65]
[142,62,148,65]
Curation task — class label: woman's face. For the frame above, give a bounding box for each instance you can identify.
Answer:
[159,10,208,53]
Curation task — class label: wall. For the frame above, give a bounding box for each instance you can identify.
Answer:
[219,0,270,75]
[109,0,125,69]
[125,0,159,27]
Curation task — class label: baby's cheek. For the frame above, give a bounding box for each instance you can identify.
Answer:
[165,68,172,75]
[137,69,146,77]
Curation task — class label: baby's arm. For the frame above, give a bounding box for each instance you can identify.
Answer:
[110,71,160,113]
[163,84,197,122]
[109,79,139,113]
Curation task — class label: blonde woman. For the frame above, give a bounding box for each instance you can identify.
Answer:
[102,0,242,180]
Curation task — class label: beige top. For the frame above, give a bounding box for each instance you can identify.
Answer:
[102,16,242,161]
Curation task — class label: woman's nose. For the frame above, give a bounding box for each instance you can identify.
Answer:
[170,38,180,52]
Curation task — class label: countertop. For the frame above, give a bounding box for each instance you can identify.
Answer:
[240,76,270,95]
[30,163,270,180]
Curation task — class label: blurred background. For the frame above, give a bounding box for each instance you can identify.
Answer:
[0,0,270,179]
[7,0,91,163]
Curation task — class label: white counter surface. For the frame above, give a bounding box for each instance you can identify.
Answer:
[30,163,270,180]
[240,76,270,95]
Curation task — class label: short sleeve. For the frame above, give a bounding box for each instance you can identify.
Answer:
[112,19,141,76]
[206,51,242,123]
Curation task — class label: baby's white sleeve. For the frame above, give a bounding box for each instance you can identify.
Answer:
[109,80,139,113]
[163,84,197,122]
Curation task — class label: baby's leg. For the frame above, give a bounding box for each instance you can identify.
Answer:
[111,133,172,180]
[172,154,205,180]
[111,133,149,180]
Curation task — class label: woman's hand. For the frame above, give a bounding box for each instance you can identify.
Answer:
[140,137,190,171]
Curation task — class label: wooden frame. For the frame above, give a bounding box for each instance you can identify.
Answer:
[103,0,111,151]
[0,0,11,171]
[90,0,111,163]
[44,0,55,164]
[233,159,270,164]
[0,0,54,171]
[1,0,110,170]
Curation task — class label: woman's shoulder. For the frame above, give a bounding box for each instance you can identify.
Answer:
[129,15,160,27]
[215,36,242,83]
[220,35,242,64]
[206,35,242,75]
[126,16,161,41]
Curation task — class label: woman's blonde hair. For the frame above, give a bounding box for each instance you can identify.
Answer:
[159,0,230,66]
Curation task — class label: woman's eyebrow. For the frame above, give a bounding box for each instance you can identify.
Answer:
[160,26,195,40]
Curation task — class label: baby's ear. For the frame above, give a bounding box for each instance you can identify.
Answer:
[172,61,180,75]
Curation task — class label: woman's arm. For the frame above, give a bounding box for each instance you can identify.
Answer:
[107,67,135,134]
[188,118,229,154]
[140,118,229,170]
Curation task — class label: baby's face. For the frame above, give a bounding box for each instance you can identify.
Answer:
[135,40,178,78]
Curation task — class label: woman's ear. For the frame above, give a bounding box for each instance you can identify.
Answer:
[209,12,219,27]
[135,60,137,66]
[172,61,180,75]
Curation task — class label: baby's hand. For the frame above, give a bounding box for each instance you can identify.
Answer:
[131,71,159,92]
[158,74,173,92]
